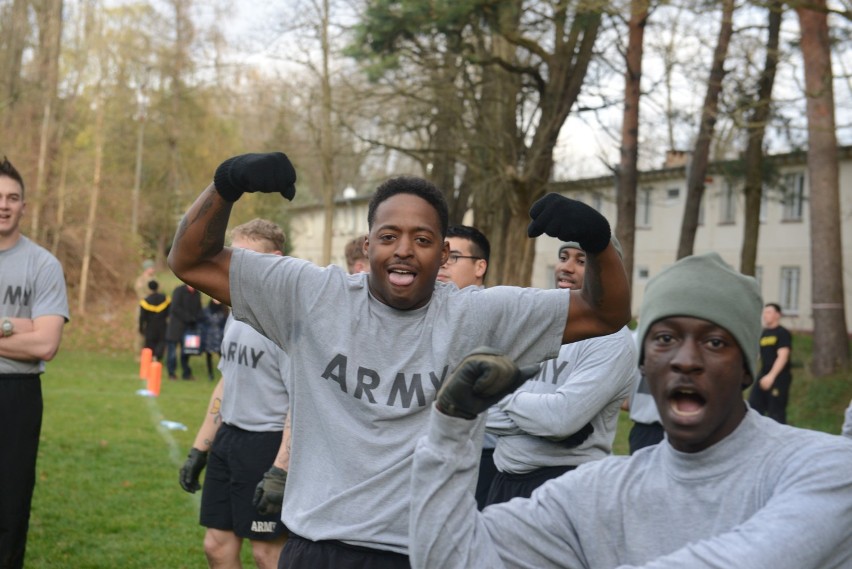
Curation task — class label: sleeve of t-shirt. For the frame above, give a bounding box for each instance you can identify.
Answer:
[500,333,635,438]
[230,249,329,350]
[456,286,569,367]
[32,252,69,321]
[410,406,588,569]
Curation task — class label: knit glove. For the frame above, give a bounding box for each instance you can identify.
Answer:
[179,448,208,493]
[437,347,539,420]
[527,193,611,254]
[213,152,297,202]
[253,466,288,516]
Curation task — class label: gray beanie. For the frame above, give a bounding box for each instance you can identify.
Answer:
[636,252,762,379]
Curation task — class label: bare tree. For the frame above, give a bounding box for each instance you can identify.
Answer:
[796,0,849,375]
[29,0,64,242]
[676,0,735,259]
[739,1,782,276]
[616,0,650,291]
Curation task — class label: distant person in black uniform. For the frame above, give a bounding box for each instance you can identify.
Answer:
[747,303,792,424]
[139,280,170,361]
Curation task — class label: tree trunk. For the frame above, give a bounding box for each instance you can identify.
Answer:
[320,0,335,266]
[740,1,782,276]
[78,93,105,314]
[1,0,29,128]
[677,0,734,260]
[616,0,649,291]
[796,1,849,376]
[29,0,64,241]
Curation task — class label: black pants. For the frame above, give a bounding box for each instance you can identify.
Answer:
[485,464,577,507]
[0,375,43,569]
[279,533,410,569]
[748,375,792,424]
[628,421,665,454]
[474,448,498,511]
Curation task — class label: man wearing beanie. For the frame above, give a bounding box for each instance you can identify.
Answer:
[483,239,635,506]
[409,252,852,569]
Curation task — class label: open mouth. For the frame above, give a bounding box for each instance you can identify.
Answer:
[556,276,575,289]
[670,388,705,417]
[388,269,416,287]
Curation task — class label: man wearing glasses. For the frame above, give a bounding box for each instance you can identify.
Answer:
[437,225,489,289]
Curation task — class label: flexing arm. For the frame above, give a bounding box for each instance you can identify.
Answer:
[0,315,64,362]
[168,186,234,305]
[564,245,631,344]
[526,193,630,344]
[168,152,297,306]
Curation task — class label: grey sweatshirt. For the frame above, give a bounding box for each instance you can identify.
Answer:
[411,406,852,568]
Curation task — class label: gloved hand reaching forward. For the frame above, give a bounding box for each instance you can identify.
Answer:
[527,193,611,254]
[437,347,539,420]
[213,152,297,202]
[179,448,208,493]
[253,466,288,516]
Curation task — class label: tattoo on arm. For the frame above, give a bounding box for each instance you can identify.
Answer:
[196,195,229,258]
[584,253,605,309]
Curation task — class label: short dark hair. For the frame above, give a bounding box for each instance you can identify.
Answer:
[147,280,159,291]
[765,302,782,314]
[0,156,25,198]
[447,225,490,263]
[367,176,449,237]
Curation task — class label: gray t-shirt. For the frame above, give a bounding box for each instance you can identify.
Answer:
[230,250,569,554]
[411,407,852,568]
[486,326,636,473]
[219,315,289,432]
[0,236,69,374]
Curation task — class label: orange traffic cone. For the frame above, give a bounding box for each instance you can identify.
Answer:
[148,361,162,397]
[140,348,153,380]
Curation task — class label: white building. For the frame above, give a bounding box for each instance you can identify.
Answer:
[288,146,852,332]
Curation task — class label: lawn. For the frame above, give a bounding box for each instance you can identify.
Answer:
[21,303,852,567]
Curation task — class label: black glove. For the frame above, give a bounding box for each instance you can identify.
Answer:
[547,421,595,448]
[253,466,287,516]
[179,448,208,493]
[527,193,611,254]
[213,152,297,202]
[437,347,539,420]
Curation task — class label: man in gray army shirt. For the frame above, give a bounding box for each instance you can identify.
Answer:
[0,157,69,569]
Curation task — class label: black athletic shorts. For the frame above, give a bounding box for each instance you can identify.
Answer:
[200,423,286,540]
[279,533,410,569]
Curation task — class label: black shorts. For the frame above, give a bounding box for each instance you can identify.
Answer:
[200,423,286,540]
[279,533,410,569]
[485,464,577,507]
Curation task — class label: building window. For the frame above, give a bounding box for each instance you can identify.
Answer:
[637,266,650,280]
[666,187,680,201]
[779,266,800,314]
[719,181,736,224]
[781,173,805,221]
[637,187,652,228]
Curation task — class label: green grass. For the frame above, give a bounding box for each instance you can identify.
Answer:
[22,314,852,566]
[25,348,240,568]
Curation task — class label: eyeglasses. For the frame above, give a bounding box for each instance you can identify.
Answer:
[445,254,482,266]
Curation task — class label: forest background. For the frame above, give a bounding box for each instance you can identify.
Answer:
[2,0,852,372]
